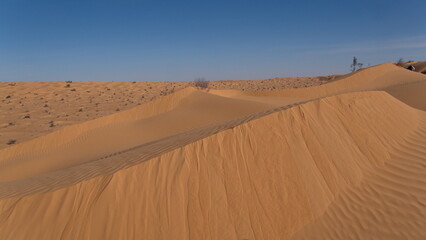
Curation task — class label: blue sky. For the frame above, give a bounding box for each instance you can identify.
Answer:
[1,0,425,82]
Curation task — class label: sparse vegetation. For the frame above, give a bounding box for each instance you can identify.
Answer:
[65,81,72,83]
[194,77,209,89]
[350,57,363,72]
[7,139,16,145]
[396,58,404,66]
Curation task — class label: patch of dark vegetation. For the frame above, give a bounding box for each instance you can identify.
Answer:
[194,77,209,89]
[7,139,16,145]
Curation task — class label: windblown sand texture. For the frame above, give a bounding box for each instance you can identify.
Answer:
[0,62,425,239]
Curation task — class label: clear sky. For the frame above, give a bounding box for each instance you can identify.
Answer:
[1,0,425,82]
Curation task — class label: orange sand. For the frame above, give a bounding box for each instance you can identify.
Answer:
[0,62,425,239]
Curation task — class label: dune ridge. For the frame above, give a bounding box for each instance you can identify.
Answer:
[0,73,338,150]
[1,63,425,180]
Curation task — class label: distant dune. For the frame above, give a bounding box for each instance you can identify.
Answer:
[400,61,426,74]
[0,62,425,239]
[0,75,337,150]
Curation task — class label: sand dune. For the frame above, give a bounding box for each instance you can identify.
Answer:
[1,63,424,186]
[0,62,426,239]
[242,62,426,97]
[1,91,425,239]
[400,61,426,74]
[0,75,335,150]
[385,80,426,111]
[291,118,426,240]
[0,88,277,182]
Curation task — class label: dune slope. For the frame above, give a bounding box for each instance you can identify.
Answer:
[384,80,426,111]
[0,88,274,182]
[1,91,425,239]
[291,118,426,240]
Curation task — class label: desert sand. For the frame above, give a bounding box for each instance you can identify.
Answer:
[0,75,337,150]
[0,62,425,239]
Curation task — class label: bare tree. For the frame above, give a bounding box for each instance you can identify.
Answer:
[350,57,364,72]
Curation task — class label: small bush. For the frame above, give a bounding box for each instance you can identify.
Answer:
[65,81,72,83]
[7,139,16,145]
[194,77,209,89]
